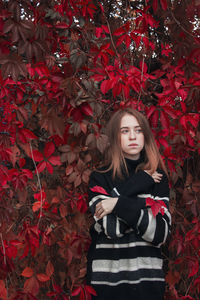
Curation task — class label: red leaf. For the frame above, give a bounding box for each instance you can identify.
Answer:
[146,198,167,217]
[21,267,34,278]
[114,22,130,36]
[55,22,69,29]
[145,14,159,28]
[188,259,199,278]
[22,169,33,179]
[37,161,46,173]
[180,101,187,113]
[65,165,73,176]
[178,88,187,100]
[160,0,168,10]
[71,286,81,296]
[123,85,130,98]
[19,158,26,168]
[36,273,50,282]
[146,197,155,206]
[0,280,7,300]
[188,114,199,128]
[153,0,158,12]
[90,185,109,195]
[125,35,131,48]
[85,285,97,296]
[146,106,156,119]
[34,190,46,201]
[81,103,93,116]
[160,110,169,129]
[46,161,54,174]
[32,150,43,162]
[80,121,87,134]
[46,261,54,277]
[96,27,103,38]
[180,116,187,129]
[158,138,169,148]
[151,110,159,128]
[32,201,41,212]
[163,106,178,119]
[44,141,55,158]
[21,128,37,140]
[48,156,61,165]
[91,74,105,81]
[24,277,39,296]
[112,82,122,97]
[100,79,111,94]
[116,34,126,47]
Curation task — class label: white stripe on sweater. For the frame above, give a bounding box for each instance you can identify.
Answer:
[92,257,163,273]
[95,241,159,249]
[138,193,169,201]
[141,209,157,243]
[91,277,165,286]
[157,218,168,247]
[89,195,109,206]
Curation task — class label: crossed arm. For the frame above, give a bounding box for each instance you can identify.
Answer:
[88,170,171,246]
[94,170,162,219]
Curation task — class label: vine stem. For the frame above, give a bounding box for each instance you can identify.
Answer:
[0,233,8,299]
[29,142,43,226]
[170,11,196,38]
[0,233,6,265]
[138,54,145,103]
[106,19,120,59]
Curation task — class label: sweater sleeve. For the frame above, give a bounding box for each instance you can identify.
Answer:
[88,171,129,239]
[118,170,155,196]
[112,171,171,246]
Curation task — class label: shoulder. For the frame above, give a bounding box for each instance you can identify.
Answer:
[89,168,112,186]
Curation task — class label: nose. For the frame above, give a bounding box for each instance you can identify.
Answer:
[129,129,136,139]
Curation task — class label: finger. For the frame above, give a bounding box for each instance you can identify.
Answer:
[95,205,102,213]
[152,173,162,179]
[156,172,163,177]
[154,177,162,183]
[95,207,103,216]
[95,207,103,217]
[95,210,105,220]
[152,177,160,183]
[154,179,160,183]
[96,202,102,209]
[153,174,162,179]
[153,172,162,177]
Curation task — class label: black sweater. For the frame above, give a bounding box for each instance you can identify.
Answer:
[87,158,171,300]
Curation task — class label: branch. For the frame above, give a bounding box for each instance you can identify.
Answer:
[170,11,196,39]
[0,233,6,265]
[29,142,43,225]
[137,54,145,103]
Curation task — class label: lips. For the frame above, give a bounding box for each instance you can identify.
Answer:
[128,143,138,146]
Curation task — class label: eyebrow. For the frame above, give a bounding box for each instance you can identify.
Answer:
[120,126,141,129]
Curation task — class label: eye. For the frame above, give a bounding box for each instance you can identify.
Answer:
[121,129,129,134]
[135,128,143,133]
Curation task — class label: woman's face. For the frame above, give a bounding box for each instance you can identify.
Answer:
[120,114,145,160]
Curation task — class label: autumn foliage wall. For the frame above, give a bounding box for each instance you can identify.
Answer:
[0,0,200,299]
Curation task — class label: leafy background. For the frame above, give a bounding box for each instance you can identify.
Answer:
[0,0,200,299]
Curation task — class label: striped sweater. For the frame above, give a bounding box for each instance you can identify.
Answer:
[87,158,171,300]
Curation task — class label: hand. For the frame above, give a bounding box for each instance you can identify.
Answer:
[144,170,163,183]
[95,197,118,219]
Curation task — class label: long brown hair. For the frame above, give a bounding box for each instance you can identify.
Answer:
[102,108,168,179]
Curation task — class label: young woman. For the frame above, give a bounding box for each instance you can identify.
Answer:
[86,108,171,300]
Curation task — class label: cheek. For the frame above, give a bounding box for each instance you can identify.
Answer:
[140,135,145,148]
[120,135,126,148]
